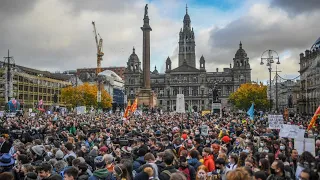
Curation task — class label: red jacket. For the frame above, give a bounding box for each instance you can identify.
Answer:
[203,155,215,172]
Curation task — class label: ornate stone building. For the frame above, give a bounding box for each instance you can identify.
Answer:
[124,7,251,111]
[298,37,320,114]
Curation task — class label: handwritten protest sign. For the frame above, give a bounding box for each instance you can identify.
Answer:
[294,138,315,156]
[76,106,86,115]
[279,124,305,140]
[268,115,284,129]
[201,125,209,136]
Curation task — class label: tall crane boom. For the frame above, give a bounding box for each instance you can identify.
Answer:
[92,21,104,105]
[92,21,104,75]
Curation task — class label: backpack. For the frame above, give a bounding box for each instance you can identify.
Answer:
[179,167,191,180]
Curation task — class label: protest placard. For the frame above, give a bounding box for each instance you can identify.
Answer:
[76,106,86,115]
[279,124,305,140]
[294,138,315,156]
[201,125,209,136]
[268,115,284,129]
[0,111,4,117]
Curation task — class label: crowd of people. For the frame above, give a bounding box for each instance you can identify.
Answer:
[0,111,319,180]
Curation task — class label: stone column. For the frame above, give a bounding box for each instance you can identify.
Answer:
[141,4,152,89]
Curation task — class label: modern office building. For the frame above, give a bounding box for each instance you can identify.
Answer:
[0,62,72,110]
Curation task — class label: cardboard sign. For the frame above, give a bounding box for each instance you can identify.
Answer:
[279,124,305,140]
[201,125,209,136]
[268,115,284,129]
[294,138,315,156]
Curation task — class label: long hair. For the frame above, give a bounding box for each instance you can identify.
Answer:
[196,165,209,180]
[226,167,251,180]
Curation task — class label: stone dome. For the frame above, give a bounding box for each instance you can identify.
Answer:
[128,47,140,63]
[235,41,247,58]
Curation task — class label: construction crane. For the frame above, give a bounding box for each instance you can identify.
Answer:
[92,21,104,105]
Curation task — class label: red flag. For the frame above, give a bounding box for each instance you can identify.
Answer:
[131,98,138,112]
[307,106,320,130]
[124,100,131,118]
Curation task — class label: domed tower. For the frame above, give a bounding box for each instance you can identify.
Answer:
[166,56,172,72]
[178,4,196,68]
[124,47,142,100]
[126,47,141,73]
[232,41,251,89]
[199,55,205,71]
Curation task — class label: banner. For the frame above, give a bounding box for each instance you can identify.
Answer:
[201,111,211,116]
[268,115,284,129]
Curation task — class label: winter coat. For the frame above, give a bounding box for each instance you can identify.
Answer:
[188,158,202,171]
[89,169,114,180]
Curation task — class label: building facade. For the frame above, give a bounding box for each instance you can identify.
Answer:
[0,62,72,110]
[124,8,251,111]
[298,38,320,114]
[276,80,300,113]
[98,70,125,110]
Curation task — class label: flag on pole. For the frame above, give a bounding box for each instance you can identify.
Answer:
[124,100,131,118]
[307,106,320,130]
[131,98,138,112]
[247,103,254,120]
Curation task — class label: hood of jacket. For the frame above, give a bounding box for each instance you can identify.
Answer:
[93,169,111,178]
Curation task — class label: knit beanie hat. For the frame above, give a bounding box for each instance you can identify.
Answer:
[94,156,106,168]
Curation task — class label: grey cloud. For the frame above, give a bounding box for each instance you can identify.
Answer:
[270,0,320,15]
[0,0,37,16]
[64,0,140,14]
[203,11,320,71]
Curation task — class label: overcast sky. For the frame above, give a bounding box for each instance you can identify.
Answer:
[1,0,319,81]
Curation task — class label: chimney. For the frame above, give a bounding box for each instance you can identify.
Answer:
[216,68,219,72]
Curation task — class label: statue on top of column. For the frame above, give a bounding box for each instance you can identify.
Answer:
[144,4,148,17]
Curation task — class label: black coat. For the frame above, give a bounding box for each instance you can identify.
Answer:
[159,166,177,180]
[0,141,12,154]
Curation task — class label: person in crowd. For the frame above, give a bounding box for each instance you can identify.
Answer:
[114,163,130,180]
[169,172,187,180]
[133,165,154,180]
[89,156,113,180]
[178,155,196,180]
[254,171,267,180]
[159,152,177,180]
[195,165,209,180]
[63,167,79,180]
[267,160,291,180]
[225,167,251,180]
[226,154,238,171]
[0,134,12,154]
[0,172,14,180]
[36,162,55,180]
[202,147,215,172]
[188,150,202,171]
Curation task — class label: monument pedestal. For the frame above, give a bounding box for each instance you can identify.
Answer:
[137,88,157,108]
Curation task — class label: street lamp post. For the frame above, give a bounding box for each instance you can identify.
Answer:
[260,50,280,112]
